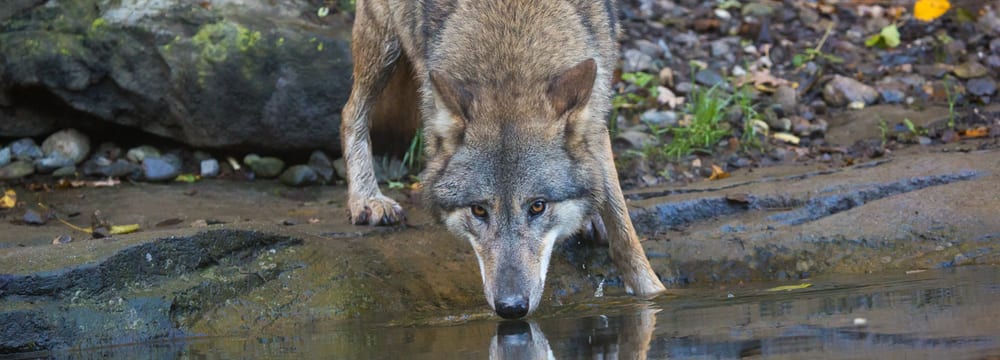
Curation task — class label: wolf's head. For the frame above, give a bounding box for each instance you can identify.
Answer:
[422,59,604,318]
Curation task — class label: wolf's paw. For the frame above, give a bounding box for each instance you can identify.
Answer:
[348,193,406,226]
[624,272,667,298]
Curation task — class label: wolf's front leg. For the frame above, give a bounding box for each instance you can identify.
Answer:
[340,0,406,226]
[597,140,666,296]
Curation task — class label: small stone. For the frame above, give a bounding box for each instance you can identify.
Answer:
[93,142,122,160]
[613,129,659,150]
[954,253,970,266]
[52,166,77,177]
[769,147,788,161]
[280,165,319,187]
[126,145,160,163]
[243,154,285,178]
[953,61,988,79]
[710,40,730,58]
[34,155,76,173]
[332,158,347,180]
[622,49,655,73]
[10,138,43,161]
[632,39,662,58]
[713,8,731,20]
[876,78,907,104]
[987,55,1000,69]
[917,136,933,146]
[914,64,949,78]
[941,129,959,143]
[0,160,35,179]
[83,158,140,178]
[0,147,10,167]
[308,150,335,182]
[41,128,90,164]
[772,85,798,111]
[639,110,678,126]
[200,159,220,177]
[191,219,209,227]
[52,234,73,245]
[694,69,725,87]
[791,116,811,136]
[823,75,878,106]
[142,156,181,181]
[742,2,776,17]
[967,78,997,97]
[674,82,695,94]
[23,209,46,225]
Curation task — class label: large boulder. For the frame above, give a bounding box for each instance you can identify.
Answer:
[0,0,355,153]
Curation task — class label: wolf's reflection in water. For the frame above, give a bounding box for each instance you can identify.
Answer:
[490,306,660,360]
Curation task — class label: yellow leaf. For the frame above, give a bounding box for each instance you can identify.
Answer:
[708,164,730,180]
[914,0,950,22]
[765,283,812,292]
[1,189,15,209]
[963,127,988,138]
[773,132,801,145]
[175,174,200,183]
[110,224,141,235]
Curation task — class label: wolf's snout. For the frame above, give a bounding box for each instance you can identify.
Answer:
[495,296,530,319]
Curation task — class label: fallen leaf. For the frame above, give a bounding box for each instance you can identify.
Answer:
[110,224,141,235]
[656,86,685,109]
[773,132,801,144]
[308,217,321,224]
[708,164,730,180]
[175,174,200,183]
[1,189,15,209]
[90,178,120,187]
[880,24,901,48]
[765,283,812,292]
[734,70,793,91]
[914,0,950,22]
[963,127,988,138]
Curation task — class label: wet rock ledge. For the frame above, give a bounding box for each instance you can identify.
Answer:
[1,147,999,355]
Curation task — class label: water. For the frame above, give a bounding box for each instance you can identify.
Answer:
[57,266,1000,359]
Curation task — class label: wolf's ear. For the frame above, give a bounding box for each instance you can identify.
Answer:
[430,70,475,121]
[547,58,597,117]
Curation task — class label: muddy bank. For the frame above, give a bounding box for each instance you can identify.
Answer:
[1,144,999,355]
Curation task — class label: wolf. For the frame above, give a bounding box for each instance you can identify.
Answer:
[340,0,666,319]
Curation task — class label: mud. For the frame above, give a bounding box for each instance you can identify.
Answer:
[1,139,999,355]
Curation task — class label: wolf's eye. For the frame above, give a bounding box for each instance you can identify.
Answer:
[529,200,546,216]
[471,205,488,219]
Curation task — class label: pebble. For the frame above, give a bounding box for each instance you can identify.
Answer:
[967,78,997,97]
[41,128,90,164]
[243,154,285,178]
[142,155,181,181]
[622,48,656,73]
[126,145,160,163]
[52,166,77,177]
[308,150,335,182]
[632,39,662,58]
[613,129,659,150]
[639,109,678,127]
[772,85,798,111]
[674,82,695,94]
[34,155,76,173]
[918,136,933,146]
[987,55,1000,69]
[10,138,43,161]
[823,75,878,106]
[710,40,730,58]
[83,158,139,178]
[953,61,988,79]
[876,80,907,104]
[23,209,46,225]
[279,165,319,187]
[0,147,10,167]
[332,158,347,180]
[0,160,35,179]
[200,159,220,177]
[694,69,725,87]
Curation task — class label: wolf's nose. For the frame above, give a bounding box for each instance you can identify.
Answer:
[495,296,529,319]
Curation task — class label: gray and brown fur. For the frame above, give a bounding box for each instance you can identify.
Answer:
[340,0,666,318]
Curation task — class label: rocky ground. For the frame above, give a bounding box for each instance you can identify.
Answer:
[2,0,1000,356]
